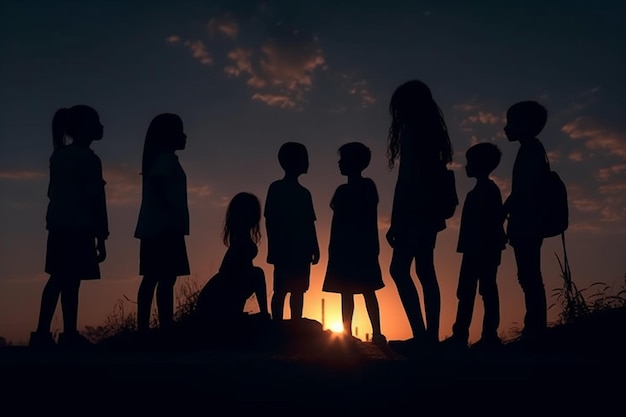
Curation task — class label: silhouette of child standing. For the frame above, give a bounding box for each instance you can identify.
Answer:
[134,113,190,332]
[443,143,507,351]
[322,142,386,345]
[503,101,551,342]
[385,80,454,350]
[30,105,108,348]
[195,192,269,328]
[264,142,320,320]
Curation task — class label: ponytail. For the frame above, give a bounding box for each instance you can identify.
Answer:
[52,108,68,150]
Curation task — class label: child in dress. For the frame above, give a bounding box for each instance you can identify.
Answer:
[322,142,386,345]
[30,105,108,348]
[385,80,454,350]
[195,192,269,329]
[134,113,190,331]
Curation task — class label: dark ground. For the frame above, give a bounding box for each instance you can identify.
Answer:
[2,309,624,410]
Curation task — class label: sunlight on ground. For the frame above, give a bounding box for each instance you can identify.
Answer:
[328,321,344,333]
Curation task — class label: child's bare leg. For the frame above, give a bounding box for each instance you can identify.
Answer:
[290,291,304,319]
[60,280,81,333]
[36,275,62,333]
[156,275,176,329]
[341,293,354,336]
[137,275,158,331]
[271,290,287,320]
[363,290,382,337]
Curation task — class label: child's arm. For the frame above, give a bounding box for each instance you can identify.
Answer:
[304,190,320,264]
[310,222,320,265]
[84,154,109,240]
[254,271,269,316]
[154,155,189,234]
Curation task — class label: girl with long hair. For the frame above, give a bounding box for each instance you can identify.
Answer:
[134,113,190,331]
[385,80,453,350]
[195,192,269,327]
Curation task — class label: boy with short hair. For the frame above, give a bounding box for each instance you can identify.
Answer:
[264,142,320,321]
[443,142,507,350]
[503,101,550,342]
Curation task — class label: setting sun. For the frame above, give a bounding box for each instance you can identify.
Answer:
[328,322,344,334]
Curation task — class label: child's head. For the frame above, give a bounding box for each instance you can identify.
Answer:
[278,142,309,176]
[141,113,186,175]
[52,105,103,150]
[465,142,502,179]
[387,79,453,169]
[145,113,186,151]
[504,101,547,142]
[223,192,261,246]
[338,142,371,176]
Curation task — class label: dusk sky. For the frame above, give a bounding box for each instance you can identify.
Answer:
[1,0,625,345]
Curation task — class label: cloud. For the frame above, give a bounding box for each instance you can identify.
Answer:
[561,117,626,159]
[567,181,625,226]
[600,205,621,222]
[165,35,213,65]
[461,111,503,126]
[454,102,480,112]
[251,93,296,109]
[0,169,46,181]
[546,151,559,164]
[224,29,326,109]
[597,164,626,181]
[598,182,626,195]
[347,79,376,108]
[208,16,238,39]
[571,198,602,212]
[184,40,213,65]
[568,150,584,162]
[224,48,252,77]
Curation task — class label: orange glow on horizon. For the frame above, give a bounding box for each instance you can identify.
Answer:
[328,321,344,333]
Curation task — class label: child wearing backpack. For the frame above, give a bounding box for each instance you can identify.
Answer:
[503,101,551,343]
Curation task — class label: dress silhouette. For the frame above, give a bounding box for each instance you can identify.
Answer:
[30,105,108,348]
[385,80,454,350]
[134,113,190,332]
[322,142,386,344]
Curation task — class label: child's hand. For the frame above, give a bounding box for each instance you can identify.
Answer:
[96,237,107,263]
